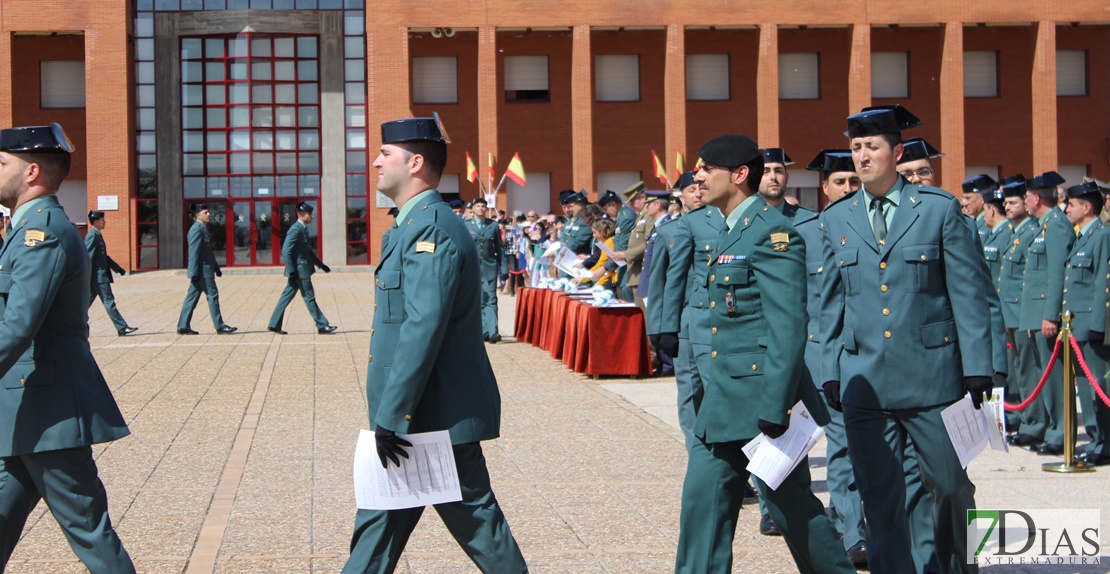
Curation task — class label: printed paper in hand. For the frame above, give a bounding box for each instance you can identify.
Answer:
[553,246,592,279]
[353,430,462,510]
[594,240,626,267]
[941,395,991,468]
[742,401,825,491]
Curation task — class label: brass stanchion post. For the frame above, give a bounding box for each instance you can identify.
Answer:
[1043,310,1094,473]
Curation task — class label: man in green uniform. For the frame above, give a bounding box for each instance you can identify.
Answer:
[1018,171,1071,455]
[343,117,526,573]
[267,201,336,335]
[614,183,645,300]
[820,107,993,574]
[1062,181,1110,466]
[86,210,137,336]
[467,197,505,343]
[0,124,135,572]
[675,135,853,574]
[559,190,592,256]
[177,203,236,335]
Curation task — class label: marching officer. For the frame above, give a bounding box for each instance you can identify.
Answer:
[675,134,852,574]
[177,203,236,335]
[343,116,527,573]
[819,106,993,574]
[0,123,135,572]
[467,196,504,343]
[1061,181,1110,466]
[267,201,336,335]
[1017,171,1071,455]
[86,210,137,336]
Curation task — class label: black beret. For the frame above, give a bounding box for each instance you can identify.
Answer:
[0,123,74,154]
[698,135,761,169]
[674,170,697,190]
[88,210,105,221]
[471,196,488,206]
[898,138,943,165]
[805,149,855,174]
[448,199,465,209]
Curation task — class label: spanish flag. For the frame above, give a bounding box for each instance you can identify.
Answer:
[652,150,668,186]
[674,150,685,180]
[465,152,479,184]
[505,153,527,186]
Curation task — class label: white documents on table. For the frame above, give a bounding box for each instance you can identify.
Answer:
[742,400,824,491]
[353,429,462,510]
[941,394,1007,468]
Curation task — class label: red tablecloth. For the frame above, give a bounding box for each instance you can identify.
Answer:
[514,288,652,377]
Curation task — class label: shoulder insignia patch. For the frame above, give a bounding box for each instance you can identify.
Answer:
[415,241,436,254]
[24,229,46,247]
[770,232,790,252]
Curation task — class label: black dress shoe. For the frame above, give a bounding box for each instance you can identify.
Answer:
[846,541,868,567]
[488,334,501,344]
[118,326,138,336]
[318,325,338,334]
[216,325,238,334]
[177,328,199,335]
[267,327,287,335]
[759,513,782,536]
[1008,433,1042,447]
[1078,452,1110,466]
[1036,443,1064,456]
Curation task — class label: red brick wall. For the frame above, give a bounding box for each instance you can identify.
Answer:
[964,26,1035,179]
[684,29,760,159]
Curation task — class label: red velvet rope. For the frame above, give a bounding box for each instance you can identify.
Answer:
[1004,336,1062,412]
[1069,337,1110,409]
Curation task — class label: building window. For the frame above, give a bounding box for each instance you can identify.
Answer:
[778,53,819,100]
[686,54,730,101]
[41,61,86,108]
[965,165,999,181]
[505,55,549,102]
[56,180,87,224]
[871,52,909,98]
[1058,165,1088,187]
[412,56,458,104]
[964,51,998,98]
[596,171,642,195]
[595,55,640,102]
[1057,50,1087,97]
[506,172,551,215]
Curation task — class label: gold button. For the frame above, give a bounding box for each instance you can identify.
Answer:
[882,308,890,316]
[705,244,710,250]
[374,303,377,310]
[368,354,373,362]
[920,254,927,261]
[405,414,412,421]
[881,284,888,292]
[817,266,823,273]
[751,364,758,371]
[724,276,730,282]
[879,262,887,269]
[944,336,949,342]
[1063,288,1068,293]
[884,331,892,339]
[808,334,814,340]
[711,351,718,358]
[710,274,715,282]
[838,261,844,267]
[712,327,718,335]
[20,378,25,386]
[1063,300,1067,305]
[710,301,716,309]
[786,409,792,415]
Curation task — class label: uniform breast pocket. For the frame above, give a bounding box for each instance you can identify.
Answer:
[902,244,941,292]
[716,264,755,315]
[1007,251,1026,278]
[983,249,999,263]
[1027,240,1047,271]
[1068,255,1094,283]
[375,269,404,324]
[835,248,860,296]
[3,360,53,390]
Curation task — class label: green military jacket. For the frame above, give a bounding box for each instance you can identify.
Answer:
[781,203,824,385]
[0,195,129,456]
[85,226,125,285]
[561,215,593,256]
[1062,219,1110,342]
[368,190,501,444]
[981,221,1012,287]
[998,217,1038,329]
[819,180,994,409]
[645,216,681,335]
[697,196,828,443]
[282,219,323,278]
[605,204,639,272]
[660,206,722,343]
[186,219,221,278]
[1018,206,1075,331]
[467,216,505,280]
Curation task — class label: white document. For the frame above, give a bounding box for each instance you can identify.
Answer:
[353,429,462,510]
[743,401,825,491]
[594,240,626,267]
[554,246,591,279]
[941,395,991,468]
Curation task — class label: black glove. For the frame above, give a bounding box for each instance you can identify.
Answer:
[963,376,994,410]
[320,264,331,273]
[822,381,843,412]
[658,332,679,357]
[374,425,412,468]
[215,269,222,278]
[758,419,789,439]
[993,372,1007,389]
[1090,331,1105,345]
[113,266,126,276]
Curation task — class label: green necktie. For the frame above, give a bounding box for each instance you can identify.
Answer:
[871,197,887,246]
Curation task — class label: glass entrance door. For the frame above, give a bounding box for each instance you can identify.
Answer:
[186,199,318,268]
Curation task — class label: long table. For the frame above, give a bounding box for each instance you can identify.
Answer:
[513,287,653,378]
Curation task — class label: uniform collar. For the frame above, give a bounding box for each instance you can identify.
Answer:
[724,194,759,231]
[861,176,904,210]
[396,189,438,225]
[1078,218,1097,237]
[12,195,54,225]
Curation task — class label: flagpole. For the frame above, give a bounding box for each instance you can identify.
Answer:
[493,172,508,195]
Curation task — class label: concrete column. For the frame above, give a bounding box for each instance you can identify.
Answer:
[848,23,871,115]
[318,11,345,266]
[939,21,965,194]
[664,24,686,180]
[571,25,593,192]
[85,27,136,269]
[1031,21,1058,175]
[756,23,779,147]
[477,27,499,201]
[154,14,184,269]
[0,32,11,128]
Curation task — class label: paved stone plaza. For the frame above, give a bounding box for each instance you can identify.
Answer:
[7,270,1108,573]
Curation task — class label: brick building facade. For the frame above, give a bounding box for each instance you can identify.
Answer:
[0,0,1106,269]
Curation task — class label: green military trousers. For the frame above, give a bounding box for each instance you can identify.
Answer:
[268,276,329,330]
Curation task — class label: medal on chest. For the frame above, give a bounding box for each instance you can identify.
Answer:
[725,291,736,314]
